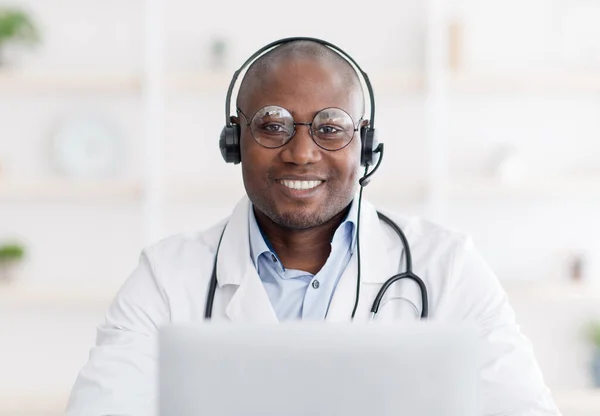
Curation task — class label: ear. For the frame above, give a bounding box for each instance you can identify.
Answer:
[360,119,370,128]
[230,115,239,124]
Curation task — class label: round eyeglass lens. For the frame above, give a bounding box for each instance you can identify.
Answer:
[249,106,357,150]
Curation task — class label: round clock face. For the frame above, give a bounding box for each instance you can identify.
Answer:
[50,117,123,179]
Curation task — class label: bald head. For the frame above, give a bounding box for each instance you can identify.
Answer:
[236,40,365,116]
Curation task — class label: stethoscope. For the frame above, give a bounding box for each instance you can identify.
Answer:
[203,176,429,321]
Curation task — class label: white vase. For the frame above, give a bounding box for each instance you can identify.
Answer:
[0,261,20,284]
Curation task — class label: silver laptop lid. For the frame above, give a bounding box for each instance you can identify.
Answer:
[159,322,480,416]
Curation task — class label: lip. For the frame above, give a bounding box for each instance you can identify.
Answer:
[275,178,325,199]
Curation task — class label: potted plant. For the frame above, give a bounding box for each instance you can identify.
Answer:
[0,243,25,283]
[585,320,600,387]
[0,7,40,67]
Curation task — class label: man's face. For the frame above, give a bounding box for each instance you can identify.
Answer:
[239,58,363,230]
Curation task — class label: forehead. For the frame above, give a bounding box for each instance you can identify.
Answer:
[241,58,363,119]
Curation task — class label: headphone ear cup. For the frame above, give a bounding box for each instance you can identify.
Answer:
[360,126,377,166]
[219,124,241,164]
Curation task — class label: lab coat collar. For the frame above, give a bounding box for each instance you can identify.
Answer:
[325,196,421,321]
[215,194,408,321]
[248,197,359,273]
[218,195,386,282]
[354,196,398,284]
[216,197,278,322]
[354,199,423,319]
[216,196,254,287]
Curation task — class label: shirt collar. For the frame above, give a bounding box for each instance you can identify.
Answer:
[247,198,359,269]
[248,204,276,269]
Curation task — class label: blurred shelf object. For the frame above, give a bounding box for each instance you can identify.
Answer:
[0,178,143,201]
[0,71,141,94]
[449,176,600,199]
[450,71,600,95]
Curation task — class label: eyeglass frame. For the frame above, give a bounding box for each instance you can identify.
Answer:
[236,105,363,152]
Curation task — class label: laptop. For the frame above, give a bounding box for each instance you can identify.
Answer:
[159,322,480,416]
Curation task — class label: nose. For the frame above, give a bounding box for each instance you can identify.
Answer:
[279,124,322,165]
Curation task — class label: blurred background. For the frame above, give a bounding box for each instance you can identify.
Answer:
[1,0,600,414]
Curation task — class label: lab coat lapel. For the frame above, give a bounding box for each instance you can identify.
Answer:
[215,196,278,323]
[325,198,397,322]
[224,272,278,322]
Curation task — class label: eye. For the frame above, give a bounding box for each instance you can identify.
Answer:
[317,124,344,136]
[262,123,287,134]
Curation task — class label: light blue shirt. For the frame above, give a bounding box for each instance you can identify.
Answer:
[248,201,358,321]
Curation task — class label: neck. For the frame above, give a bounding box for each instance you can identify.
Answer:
[254,205,351,275]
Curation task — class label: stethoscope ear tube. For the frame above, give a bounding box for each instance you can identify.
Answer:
[372,212,429,320]
[370,272,429,319]
[204,225,228,319]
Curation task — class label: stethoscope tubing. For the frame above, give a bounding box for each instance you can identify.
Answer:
[204,213,428,320]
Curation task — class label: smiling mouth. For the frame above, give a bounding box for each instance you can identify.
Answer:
[278,179,324,190]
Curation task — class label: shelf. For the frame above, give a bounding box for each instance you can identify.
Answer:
[166,69,426,94]
[2,176,598,203]
[0,391,68,415]
[0,390,597,416]
[162,177,427,205]
[1,175,598,203]
[553,388,600,415]
[2,70,599,95]
[0,178,143,201]
[0,70,425,95]
[450,70,600,94]
[502,281,600,303]
[0,71,141,94]
[448,176,600,199]
[0,283,118,308]
[0,388,597,416]
[166,71,232,94]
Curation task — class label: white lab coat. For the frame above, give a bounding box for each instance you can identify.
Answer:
[66,195,562,416]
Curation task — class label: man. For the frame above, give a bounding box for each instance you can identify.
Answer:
[66,39,561,415]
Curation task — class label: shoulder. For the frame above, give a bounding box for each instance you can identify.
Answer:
[369,203,480,310]
[373,204,472,254]
[144,219,228,261]
[138,217,229,289]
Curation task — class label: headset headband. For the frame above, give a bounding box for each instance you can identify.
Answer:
[224,36,376,129]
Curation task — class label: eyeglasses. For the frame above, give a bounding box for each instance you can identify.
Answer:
[237,105,361,151]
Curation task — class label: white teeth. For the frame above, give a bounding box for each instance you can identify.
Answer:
[280,180,322,190]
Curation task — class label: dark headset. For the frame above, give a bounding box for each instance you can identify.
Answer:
[218,36,379,168]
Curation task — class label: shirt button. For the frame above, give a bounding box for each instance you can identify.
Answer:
[312,280,320,289]
[271,254,277,262]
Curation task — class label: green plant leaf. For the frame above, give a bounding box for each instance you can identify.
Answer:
[0,244,25,262]
[0,8,40,45]
[585,321,600,348]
